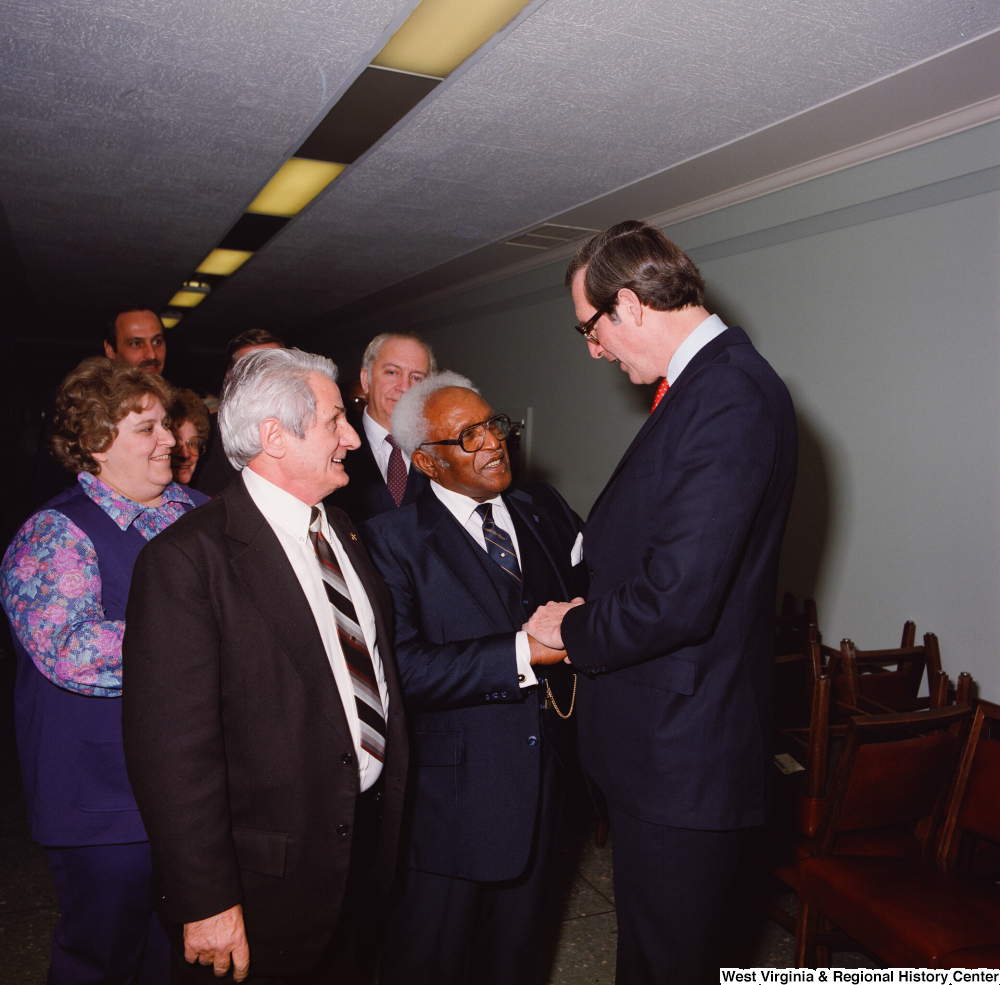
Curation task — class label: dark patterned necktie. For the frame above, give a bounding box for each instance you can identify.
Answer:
[385,434,407,507]
[475,504,521,582]
[308,507,386,761]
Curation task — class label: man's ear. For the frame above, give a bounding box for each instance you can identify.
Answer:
[617,288,644,326]
[359,368,371,397]
[103,340,116,361]
[258,418,286,459]
[411,448,439,480]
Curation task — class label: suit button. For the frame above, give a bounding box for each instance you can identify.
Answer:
[337,823,350,837]
[492,692,500,699]
[484,694,491,701]
[522,600,529,606]
[527,735,538,747]
[501,691,507,698]
[342,751,354,765]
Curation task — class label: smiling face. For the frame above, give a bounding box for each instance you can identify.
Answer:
[170,419,201,485]
[571,268,660,385]
[90,397,175,506]
[413,387,511,503]
[361,337,432,431]
[105,310,167,375]
[277,373,361,505]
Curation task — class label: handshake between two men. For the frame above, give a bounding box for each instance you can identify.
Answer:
[524,597,586,664]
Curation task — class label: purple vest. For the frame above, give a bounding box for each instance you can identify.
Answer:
[11,482,202,846]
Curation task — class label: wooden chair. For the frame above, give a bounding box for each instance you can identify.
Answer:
[794,703,977,967]
[922,633,976,708]
[825,633,928,712]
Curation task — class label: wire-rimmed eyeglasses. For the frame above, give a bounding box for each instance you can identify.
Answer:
[421,414,512,454]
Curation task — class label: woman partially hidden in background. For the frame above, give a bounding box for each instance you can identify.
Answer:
[1,357,208,984]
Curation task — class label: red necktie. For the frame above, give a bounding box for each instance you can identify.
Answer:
[385,434,407,507]
[651,378,670,414]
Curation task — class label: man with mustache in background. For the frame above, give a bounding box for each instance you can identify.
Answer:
[104,308,168,375]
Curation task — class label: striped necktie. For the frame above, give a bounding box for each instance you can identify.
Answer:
[475,504,521,582]
[308,507,386,762]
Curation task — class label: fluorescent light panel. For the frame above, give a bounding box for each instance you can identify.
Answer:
[168,290,208,308]
[247,159,346,217]
[196,249,253,276]
[374,0,534,78]
[161,315,181,328]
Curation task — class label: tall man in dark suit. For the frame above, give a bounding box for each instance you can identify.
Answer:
[363,372,586,985]
[326,333,435,524]
[528,221,798,984]
[122,348,408,983]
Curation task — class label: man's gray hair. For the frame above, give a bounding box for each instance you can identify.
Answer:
[361,332,438,376]
[391,371,479,457]
[219,348,340,469]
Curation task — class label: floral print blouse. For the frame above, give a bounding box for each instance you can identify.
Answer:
[1,472,200,698]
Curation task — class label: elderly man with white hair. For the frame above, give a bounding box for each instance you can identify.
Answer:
[121,348,409,984]
[363,371,587,985]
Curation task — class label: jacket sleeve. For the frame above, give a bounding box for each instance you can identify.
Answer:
[363,522,523,712]
[121,536,242,925]
[562,364,777,673]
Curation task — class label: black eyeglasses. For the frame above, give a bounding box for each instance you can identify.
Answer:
[573,307,606,344]
[421,414,511,454]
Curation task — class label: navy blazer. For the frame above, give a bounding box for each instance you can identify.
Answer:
[325,408,428,526]
[122,479,408,977]
[562,326,797,831]
[364,482,585,882]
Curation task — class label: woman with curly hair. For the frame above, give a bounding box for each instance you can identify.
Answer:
[1,356,208,985]
[167,389,210,486]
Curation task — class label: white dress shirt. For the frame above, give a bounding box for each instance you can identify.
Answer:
[666,313,729,385]
[430,481,537,689]
[363,409,413,483]
[243,467,388,790]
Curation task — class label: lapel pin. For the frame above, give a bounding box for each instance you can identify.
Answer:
[533,514,540,523]
[350,533,358,541]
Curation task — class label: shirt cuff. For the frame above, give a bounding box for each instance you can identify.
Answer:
[515,631,538,688]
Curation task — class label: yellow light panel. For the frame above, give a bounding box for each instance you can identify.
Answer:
[161,316,181,328]
[196,249,253,276]
[168,290,208,308]
[246,158,346,217]
[373,0,533,78]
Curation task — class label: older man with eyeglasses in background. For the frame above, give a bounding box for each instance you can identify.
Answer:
[362,371,587,985]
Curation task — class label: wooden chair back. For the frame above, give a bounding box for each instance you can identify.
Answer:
[937,700,1000,872]
[829,635,926,712]
[812,705,972,860]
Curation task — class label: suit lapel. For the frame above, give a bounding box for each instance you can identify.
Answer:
[590,326,752,513]
[505,489,571,600]
[416,488,514,634]
[223,481,352,744]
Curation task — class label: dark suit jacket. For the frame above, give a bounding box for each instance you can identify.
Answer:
[363,482,585,882]
[562,326,797,831]
[121,477,408,977]
[325,408,427,526]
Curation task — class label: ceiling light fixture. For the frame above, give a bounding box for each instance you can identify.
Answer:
[247,159,347,217]
[196,248,254,276]
[161,315,181,329]
[374,0,535,78]
[168,281,211,308]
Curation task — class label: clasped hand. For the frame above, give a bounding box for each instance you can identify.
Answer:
[184,904,250,981]
[524,597,586,663]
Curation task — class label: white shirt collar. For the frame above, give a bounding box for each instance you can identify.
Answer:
[362,407,390,449]
[430,480,505,528]
[666,313,728,386]
[242,466,321,539]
